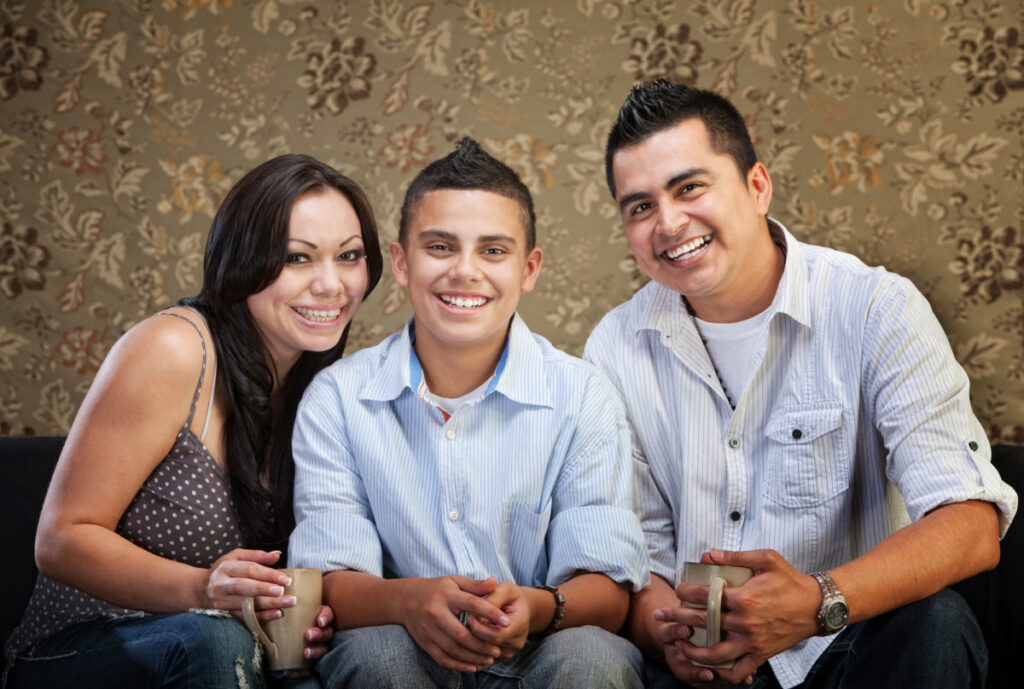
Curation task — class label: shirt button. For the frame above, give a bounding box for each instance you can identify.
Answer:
[792,429,802,440]
[968,441,979,451]
[728,438,740,449]
[448,509,459,522]
[445,428,456,440]
[730,511,742,522]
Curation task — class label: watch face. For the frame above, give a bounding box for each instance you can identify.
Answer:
[825,601,850,630]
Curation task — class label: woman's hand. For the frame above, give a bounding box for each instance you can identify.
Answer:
[202,549,296,621]
[301,605,335,661]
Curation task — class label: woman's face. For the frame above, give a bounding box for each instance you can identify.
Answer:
[246,187,369,375]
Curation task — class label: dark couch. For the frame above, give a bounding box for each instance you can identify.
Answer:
[1,436,1021,686]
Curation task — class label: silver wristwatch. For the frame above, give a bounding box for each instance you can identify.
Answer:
[810,571,849,635]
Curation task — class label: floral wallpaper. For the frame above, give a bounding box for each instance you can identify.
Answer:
[1,0,1021,443]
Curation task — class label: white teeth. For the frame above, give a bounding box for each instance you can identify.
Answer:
[294,306,340,322]
[440,294,488,308]
[666,236,711,260]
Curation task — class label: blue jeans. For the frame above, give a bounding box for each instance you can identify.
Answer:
[644,589,987,689]
[4,611,303,689]
[317,624,644,689]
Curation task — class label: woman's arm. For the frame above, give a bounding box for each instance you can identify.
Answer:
[35,313,287,613]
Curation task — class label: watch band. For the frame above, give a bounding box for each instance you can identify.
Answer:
[810,571,849,635]
[538,584,566,635]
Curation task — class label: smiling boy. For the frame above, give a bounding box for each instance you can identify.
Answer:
[288,138,649,689]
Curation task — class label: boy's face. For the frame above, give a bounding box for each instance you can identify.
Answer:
[390,189,542,360]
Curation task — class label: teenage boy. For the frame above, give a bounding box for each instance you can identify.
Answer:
[289,137,649,688]
[584,80,1017,689]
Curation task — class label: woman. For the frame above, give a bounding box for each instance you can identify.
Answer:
[4,154,383,687]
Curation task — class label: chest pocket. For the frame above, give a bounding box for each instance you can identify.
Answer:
[762,405,849,508]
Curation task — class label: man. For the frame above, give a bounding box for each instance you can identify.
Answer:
[584,79,1017,688]
[289,137,649,688]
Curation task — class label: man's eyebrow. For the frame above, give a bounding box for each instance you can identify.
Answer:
[618,167,711,210]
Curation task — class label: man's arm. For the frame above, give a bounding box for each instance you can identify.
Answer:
[660,499,1000,686]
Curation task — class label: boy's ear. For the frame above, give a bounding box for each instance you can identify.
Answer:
[389,241,409,287]
[519,247,543,293]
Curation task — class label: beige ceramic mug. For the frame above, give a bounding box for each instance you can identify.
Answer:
[678,562,754,668]
[242,567,323,672]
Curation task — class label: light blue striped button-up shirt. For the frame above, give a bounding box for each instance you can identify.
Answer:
[289,314,650,593]
[584,221,1017,688]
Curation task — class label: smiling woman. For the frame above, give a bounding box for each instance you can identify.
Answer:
[3,154,383,688]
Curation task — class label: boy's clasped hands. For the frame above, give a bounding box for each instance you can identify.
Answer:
[399,575,534,673]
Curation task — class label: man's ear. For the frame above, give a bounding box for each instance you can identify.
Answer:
[389,241,409,287]
[520,247,543,293]
[747,162,773,216]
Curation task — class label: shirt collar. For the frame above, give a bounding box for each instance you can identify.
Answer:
[633,216,812,337]
[359,313,553,409]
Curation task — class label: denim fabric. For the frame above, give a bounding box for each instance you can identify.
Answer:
[5,612,265,689]
[643,589,987,689]
[317,624,644,689]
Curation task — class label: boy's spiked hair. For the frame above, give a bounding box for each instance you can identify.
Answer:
[399,137,536,249]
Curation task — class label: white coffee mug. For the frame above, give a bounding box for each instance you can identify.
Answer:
[678,562,753,668]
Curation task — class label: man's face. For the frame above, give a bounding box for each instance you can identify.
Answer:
[391,188,542,362]
[611,118,773,320]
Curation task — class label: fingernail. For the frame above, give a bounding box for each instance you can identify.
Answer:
[702,670,714,681]
[306,630,315,641]
[278,574,293,586]
[499,616,510,627]
[282,595,296,607]
[711,549,725,559]
[304,648,313,659]
[270,585,285,597]
[271,609,283,619]
[653,609,666,621]
[318,616,327,627]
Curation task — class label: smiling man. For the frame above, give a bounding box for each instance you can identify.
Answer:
[583,80,1017,689]
[289,138,649,689]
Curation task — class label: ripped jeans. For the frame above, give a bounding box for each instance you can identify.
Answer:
[5,611,268,689]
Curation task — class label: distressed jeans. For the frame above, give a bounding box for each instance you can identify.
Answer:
[317,623,645,689]
[644,588,988,689]
[5,611,273,689]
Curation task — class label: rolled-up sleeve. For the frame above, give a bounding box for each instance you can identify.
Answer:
[545,372,650,591]
[288,372,384,574]
[864,278,1017,537]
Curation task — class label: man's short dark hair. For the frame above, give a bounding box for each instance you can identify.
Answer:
[399,137,537,249]
[604,79,758,198]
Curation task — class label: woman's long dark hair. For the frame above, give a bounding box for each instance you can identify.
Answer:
[181,154,383,554]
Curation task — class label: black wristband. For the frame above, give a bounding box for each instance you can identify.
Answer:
[538,584,566,635]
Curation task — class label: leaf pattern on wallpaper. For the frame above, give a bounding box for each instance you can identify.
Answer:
[0,0,1020,442]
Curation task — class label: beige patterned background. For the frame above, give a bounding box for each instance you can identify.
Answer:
[1,0,1021,442]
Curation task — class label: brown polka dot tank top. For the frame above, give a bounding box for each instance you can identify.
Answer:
[5,311,244,660]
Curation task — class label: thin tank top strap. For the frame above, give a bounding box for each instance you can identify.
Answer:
[153,310,207,430]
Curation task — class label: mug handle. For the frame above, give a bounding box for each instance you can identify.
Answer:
[705,576,726,648]
[242,596,278,657]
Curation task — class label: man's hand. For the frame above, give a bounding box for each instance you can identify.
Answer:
[654,549,820,685]
[466,581,531,658]
[397,575,510,672]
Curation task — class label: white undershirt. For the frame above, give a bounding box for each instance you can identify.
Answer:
[694,307,772,405]
[423,378,490,416]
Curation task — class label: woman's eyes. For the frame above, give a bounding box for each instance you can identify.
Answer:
[285,249,365,264]
[338,249,366,262]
